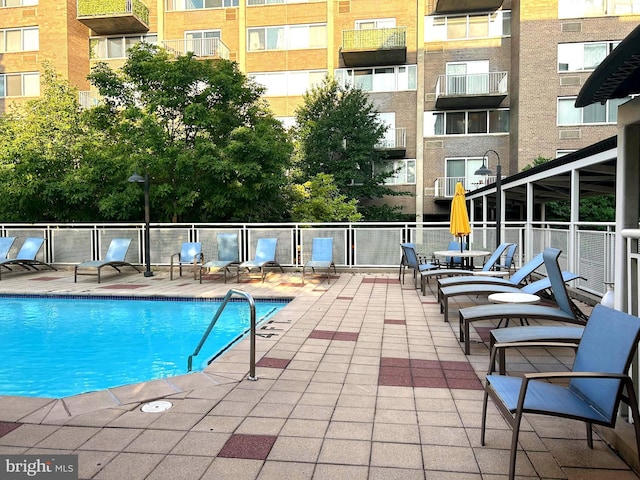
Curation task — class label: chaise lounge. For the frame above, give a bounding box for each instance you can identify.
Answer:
[74,238,141,283]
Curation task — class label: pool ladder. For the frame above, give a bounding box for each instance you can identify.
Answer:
[187,289,258,381]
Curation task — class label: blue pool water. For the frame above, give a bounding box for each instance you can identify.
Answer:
[0,295,287,398]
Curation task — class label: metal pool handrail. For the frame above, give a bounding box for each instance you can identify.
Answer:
[187,289,258,380]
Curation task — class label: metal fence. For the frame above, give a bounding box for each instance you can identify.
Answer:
[0,221,615,296]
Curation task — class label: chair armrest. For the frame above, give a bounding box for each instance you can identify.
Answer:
[170,252,180,262]
[488,341,579,374]
[523,371,631,381]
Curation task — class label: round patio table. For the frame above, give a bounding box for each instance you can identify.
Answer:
[433,249,491,270]
[488,292,540,328]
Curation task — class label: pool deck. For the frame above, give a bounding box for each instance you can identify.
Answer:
[0,266,638,480]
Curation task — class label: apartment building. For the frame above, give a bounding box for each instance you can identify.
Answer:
[1,0,638,220]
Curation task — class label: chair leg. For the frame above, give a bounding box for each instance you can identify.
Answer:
[586,422,593,449]
[481,387,490,445]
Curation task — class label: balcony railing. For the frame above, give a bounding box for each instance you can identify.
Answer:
[434,175,501,198]
[342,27,407,51]
[78,91,102,109]
[435,71,508,108]
[376,127,406,149]
[341,27,407,67]
[161,38,230,60]
[77,0,150,35]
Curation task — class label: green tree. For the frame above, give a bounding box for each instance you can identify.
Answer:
[293,77,405,220]
[0,65,106,222]
[87,43,293,222]
[290,173,362,222]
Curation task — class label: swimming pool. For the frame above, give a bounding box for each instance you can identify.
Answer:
[0,295,288,398]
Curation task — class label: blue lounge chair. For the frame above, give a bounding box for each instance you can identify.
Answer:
[421,242,515,292]
[400,243,439,288]
[302,237,336,284]
[237,238,283,282]
[457,247,587,355]
[170,242,204,280]
[0,237,16,260]
[435,251,545,301]
[439,269,581,322]
[399,242,438,283]
[74,238,140,283]
[200,233,240,284]
[0,237,56,280]
[481,303,640,480]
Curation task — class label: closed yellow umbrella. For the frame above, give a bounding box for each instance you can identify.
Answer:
[449,182,471,252]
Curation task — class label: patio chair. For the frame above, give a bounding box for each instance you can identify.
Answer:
[302,237,336,284]
[400,243,439,288]
[481,303,640,480]
[433,251,544,300]
[445,240,466,268]
[199,233,240,284]
[493,242,518,273]
[439,269,581,323]
[237,238,283,283]
[0,237,56,280]
[170,242,204,280]
[420,242,514,292]
[74,238,140,283]
[457,247,587,355]
[0,237,16,259]
[399,242,439,283]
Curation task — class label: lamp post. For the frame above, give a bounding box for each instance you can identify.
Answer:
[128,171,154,277]
[474,149,502,248]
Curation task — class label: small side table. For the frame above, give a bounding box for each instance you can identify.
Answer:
[488,292,540,327]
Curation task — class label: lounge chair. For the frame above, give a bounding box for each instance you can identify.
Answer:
[170,242,204,280]
[434,251,545,300]
[0,237,16,259]
[74,238,141,283]
[302,237,337,284]
[237,238,283,283]
[400,243,439,288]
[439,269,581,323]
[199,233,240,284]
[481,303,640,480]
[457,247,587,354]
[0,237,56,280]
[420,242,514,293]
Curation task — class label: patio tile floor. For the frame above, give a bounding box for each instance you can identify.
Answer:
[0,267,636,479]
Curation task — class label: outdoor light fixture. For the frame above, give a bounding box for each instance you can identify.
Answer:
[475,150,502,248]
[128,171,154,277]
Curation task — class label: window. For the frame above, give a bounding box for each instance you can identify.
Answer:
[445,157,485,196]
[335,65,417,92]
[558,42,619,72]
[185,30,220,56]
[375,159,416,185]
[1,0,38,6]
[445,61,489,95]
[355,18,396,29]
[557,96,630,125]
[424,109,510,136]
[0,72,39,98]
[559,0,640,17]
[247,24,327,51]
[167,0,237,10]
[0,27,38,52]
[90,34,157,59]
[248,0,314,4]
[251,70,326,96]
[425,10,510,41]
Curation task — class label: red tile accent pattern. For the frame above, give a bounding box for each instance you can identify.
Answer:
[0,422,21,438]
[30,277,60,281]
[278,283,304,287]
[336,296,354,300]
[361,278,401,284]
[474,327,492,343]
[379,357,482,390]
[218,434,277,460]
[256,357,291,369]
[99,284,145,289]
[308,330,359,341]
[384,319,406,325]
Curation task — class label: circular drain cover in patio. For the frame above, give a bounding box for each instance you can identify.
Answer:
[141,400,173,413]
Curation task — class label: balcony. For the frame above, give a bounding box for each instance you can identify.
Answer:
[434,175,501,198]
[375,127,406,158]
[162,38,230,60]
[77,0,150,35]
[78,91,102,109]
[341,27,407,67]
[431,0,504,14]
[435,72,508,109]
